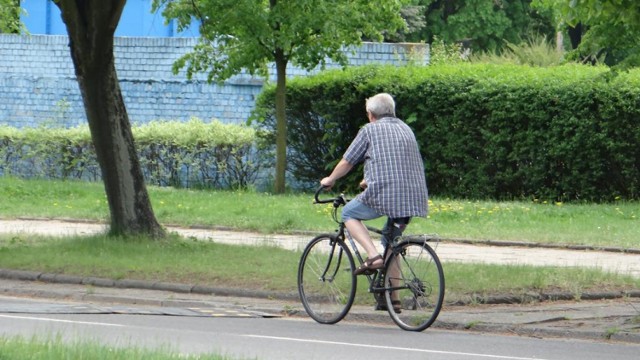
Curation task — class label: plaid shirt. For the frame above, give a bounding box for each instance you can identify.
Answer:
[344,117,428,218]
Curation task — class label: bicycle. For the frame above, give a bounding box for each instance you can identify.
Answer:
[297,186,445,332]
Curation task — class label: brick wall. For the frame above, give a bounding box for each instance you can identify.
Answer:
[0,34,428,127]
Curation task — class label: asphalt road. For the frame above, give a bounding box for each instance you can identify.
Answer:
[1,295,639,360]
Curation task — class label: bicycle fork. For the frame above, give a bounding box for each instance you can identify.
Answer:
[319,236,345,283]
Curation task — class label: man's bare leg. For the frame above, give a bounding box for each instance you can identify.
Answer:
[387,255,400,302]
[345,219,382,265]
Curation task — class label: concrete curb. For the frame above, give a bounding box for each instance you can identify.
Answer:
[434,321,640,344]
[0,269,300,301]
[1,268,639,306]
[1,218,639,344]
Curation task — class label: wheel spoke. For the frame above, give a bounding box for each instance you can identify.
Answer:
[384,240,444,331]
[298,235,356,324]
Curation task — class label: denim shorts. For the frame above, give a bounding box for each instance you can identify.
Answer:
[342,199,382,222]
[342,199,412,248]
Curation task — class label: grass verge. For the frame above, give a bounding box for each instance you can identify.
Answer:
[0,334,245,360]
[0,177,638,304]
[1,234,638,305]
[0,177,638,249]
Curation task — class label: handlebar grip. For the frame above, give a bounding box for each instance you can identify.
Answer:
[314,185,333,204]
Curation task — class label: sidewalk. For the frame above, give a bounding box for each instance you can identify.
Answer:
[0,219,639,343]
[2,218,639,277]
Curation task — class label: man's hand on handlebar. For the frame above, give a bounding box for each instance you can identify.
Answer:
[320,177,335,189]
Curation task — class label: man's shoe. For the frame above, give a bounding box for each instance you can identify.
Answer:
[374,299,402,314]
[354,254,384,275]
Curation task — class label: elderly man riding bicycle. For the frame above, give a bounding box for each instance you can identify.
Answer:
[320,92,429,275]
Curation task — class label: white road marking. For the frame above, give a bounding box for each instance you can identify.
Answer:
[0,314,124,327]
[243,334,551,360]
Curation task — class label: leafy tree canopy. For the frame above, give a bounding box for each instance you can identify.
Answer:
[409,0,555,53]
[533,0,640,67]
[152,0,408,81]
[153,0,408,193]
[0,0,22,33]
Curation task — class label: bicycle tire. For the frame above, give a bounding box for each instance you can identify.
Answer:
[383,239,445,331]
[297,234,357,324]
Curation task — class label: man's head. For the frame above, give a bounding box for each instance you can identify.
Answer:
[366,93,396,121]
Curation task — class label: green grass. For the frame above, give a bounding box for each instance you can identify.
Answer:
[0,177,638,248]
[0,177,638,305]
[0,234,299,291]
[0,335,247,360]
[1,233,638,305]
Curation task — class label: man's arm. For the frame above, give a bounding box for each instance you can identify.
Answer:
[320,158,353,188]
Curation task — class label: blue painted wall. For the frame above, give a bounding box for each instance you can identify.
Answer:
[0,34,428,128]
[7,1,429,128]
[20,0,200,37]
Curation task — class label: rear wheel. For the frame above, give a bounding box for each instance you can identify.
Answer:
[384,239,445,331]
[298,234,356,324]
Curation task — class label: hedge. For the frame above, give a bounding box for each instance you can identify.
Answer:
[0,118,261,189]
[253,64,640,201]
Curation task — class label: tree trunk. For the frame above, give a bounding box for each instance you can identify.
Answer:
[556,31,564,54]
[273,49,288,194]
[567,23,583,50]
[56,0,164,237]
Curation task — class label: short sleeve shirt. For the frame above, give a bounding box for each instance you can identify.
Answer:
[343,117,428,218]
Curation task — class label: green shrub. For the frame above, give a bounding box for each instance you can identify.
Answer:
[253,64,640,201]
[470,34,565,67]
[0,118,261,189]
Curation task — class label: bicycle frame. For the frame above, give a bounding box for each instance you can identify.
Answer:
[302,186,445,331]
[317,188,405,297]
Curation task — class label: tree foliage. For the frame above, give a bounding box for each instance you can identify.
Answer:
[0,0,22,33]
[155,0,407,79]
[408,0,555,53]
[533,0,640,67]
[152,0,408,193]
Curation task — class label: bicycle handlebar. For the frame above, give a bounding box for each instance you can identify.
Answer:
[314,186,333,204]
[314,186,347,206]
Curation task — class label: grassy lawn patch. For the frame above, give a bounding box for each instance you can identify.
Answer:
[1,234,638,305]
[0,177,638,249]
[0,177,638,304]
[0,335,244,360]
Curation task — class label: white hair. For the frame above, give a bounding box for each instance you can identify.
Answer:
[366,93,396,119]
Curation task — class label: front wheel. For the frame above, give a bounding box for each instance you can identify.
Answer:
[384,240,445,331]
[298,234,356,324]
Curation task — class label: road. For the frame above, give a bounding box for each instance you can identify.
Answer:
[1,295,639,360]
